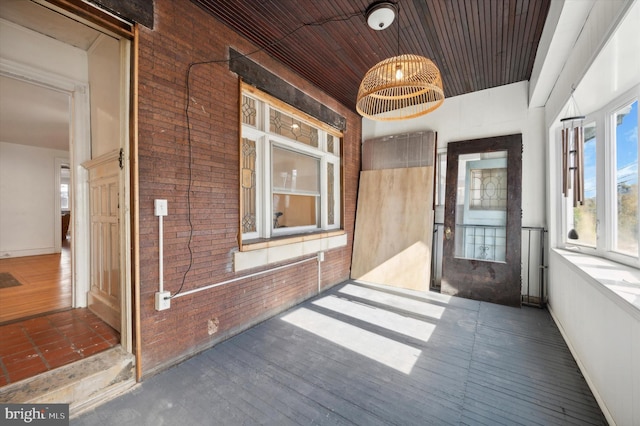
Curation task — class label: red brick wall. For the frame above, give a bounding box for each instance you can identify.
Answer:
[137,0,361,377]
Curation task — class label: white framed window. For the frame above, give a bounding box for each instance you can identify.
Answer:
[60,183,70,211]
[240,84,342,244]
[611,100,639,257]
[560,88,639,267]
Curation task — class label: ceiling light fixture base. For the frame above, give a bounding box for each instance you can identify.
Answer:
[365,1,397,31]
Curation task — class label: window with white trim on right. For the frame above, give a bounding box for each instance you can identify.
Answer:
[612,100,639,256]
[240,84,342,245]
[561,91,639,267]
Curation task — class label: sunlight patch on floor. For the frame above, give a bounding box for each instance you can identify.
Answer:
[338,284,446,319]
[312,295,436,343]
[352,241,431,291]
[281,307,421,374]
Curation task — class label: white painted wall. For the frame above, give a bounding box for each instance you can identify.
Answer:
[0,142,69,257]
[88,34,122,157]
[363,81,547,228]
[549,250,640,425]
[544,0,631,125]
[0,19,88,81]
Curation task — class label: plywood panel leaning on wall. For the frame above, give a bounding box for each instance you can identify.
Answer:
[351,131,436,291]
[351,167,434,291]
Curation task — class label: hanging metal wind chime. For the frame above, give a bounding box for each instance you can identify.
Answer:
[561,93,585,207]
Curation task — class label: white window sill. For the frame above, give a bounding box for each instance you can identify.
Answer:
[234,232,347,272]
[553,248,640,316]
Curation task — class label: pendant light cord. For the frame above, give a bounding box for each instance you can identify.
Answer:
[397,3,401,55]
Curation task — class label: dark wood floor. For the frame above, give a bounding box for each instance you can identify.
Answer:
[73,280,606,425]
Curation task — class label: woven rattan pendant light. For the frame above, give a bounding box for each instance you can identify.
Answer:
[357,2,444,121]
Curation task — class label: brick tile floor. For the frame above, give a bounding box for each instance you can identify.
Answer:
[0,309,119,386]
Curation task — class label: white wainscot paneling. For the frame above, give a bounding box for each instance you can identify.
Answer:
[548,249,640,426]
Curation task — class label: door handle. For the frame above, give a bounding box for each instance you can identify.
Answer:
[444,227,452,240]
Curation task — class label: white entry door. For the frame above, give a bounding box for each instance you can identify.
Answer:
[85,150,122,331]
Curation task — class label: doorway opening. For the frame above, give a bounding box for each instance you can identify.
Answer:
[0,0,132,387]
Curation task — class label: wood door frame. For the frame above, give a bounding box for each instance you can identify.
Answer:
[55,0,137,369]
[4,2,135,354]
[441,134,522,306]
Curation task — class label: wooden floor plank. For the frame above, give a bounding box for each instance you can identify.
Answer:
[466,369,606,425]
[200,341,355,425]
[72,280,606,426]
[469,339,598,398]
[220,337,394,426]
[0,244,72,323]
[463,381,605,425]
[461,394,551,426]
[232,328,459,425]
[234,318,465,425]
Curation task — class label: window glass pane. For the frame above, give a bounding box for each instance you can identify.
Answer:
[326,134,340,155]
[614,100,638,256]
[241,138,257,233]
[435,152,446,206]
[469,168,507,210]
[455,151,507,262]
[327,162,335,225]
[60,183,69,210]
[241,95,257,127]
[272,146,319,230]
[272,146,319,194]
[327,134,334,154]
[273,194,318,229]
[570,122,597,246]
[270,109,319,147]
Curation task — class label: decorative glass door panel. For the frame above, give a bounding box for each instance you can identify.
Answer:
[454,152,508,262]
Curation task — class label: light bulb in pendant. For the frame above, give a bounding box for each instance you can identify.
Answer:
[395,64,403,80]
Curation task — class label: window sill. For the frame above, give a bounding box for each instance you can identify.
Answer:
[234,230,347,272]
[553,248,640,316]
[241,230,345,251]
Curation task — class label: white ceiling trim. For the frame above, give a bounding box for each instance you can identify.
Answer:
[528,0,596,109]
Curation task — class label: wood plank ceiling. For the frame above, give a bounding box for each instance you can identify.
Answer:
[191,0,551,113]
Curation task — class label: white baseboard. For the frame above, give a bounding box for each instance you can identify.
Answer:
[0,247,56,258]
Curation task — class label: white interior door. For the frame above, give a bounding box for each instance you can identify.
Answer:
[85,150,121,331]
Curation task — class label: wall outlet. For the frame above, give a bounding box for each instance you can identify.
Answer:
[154,199,168,216]
[155,291,171,310]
